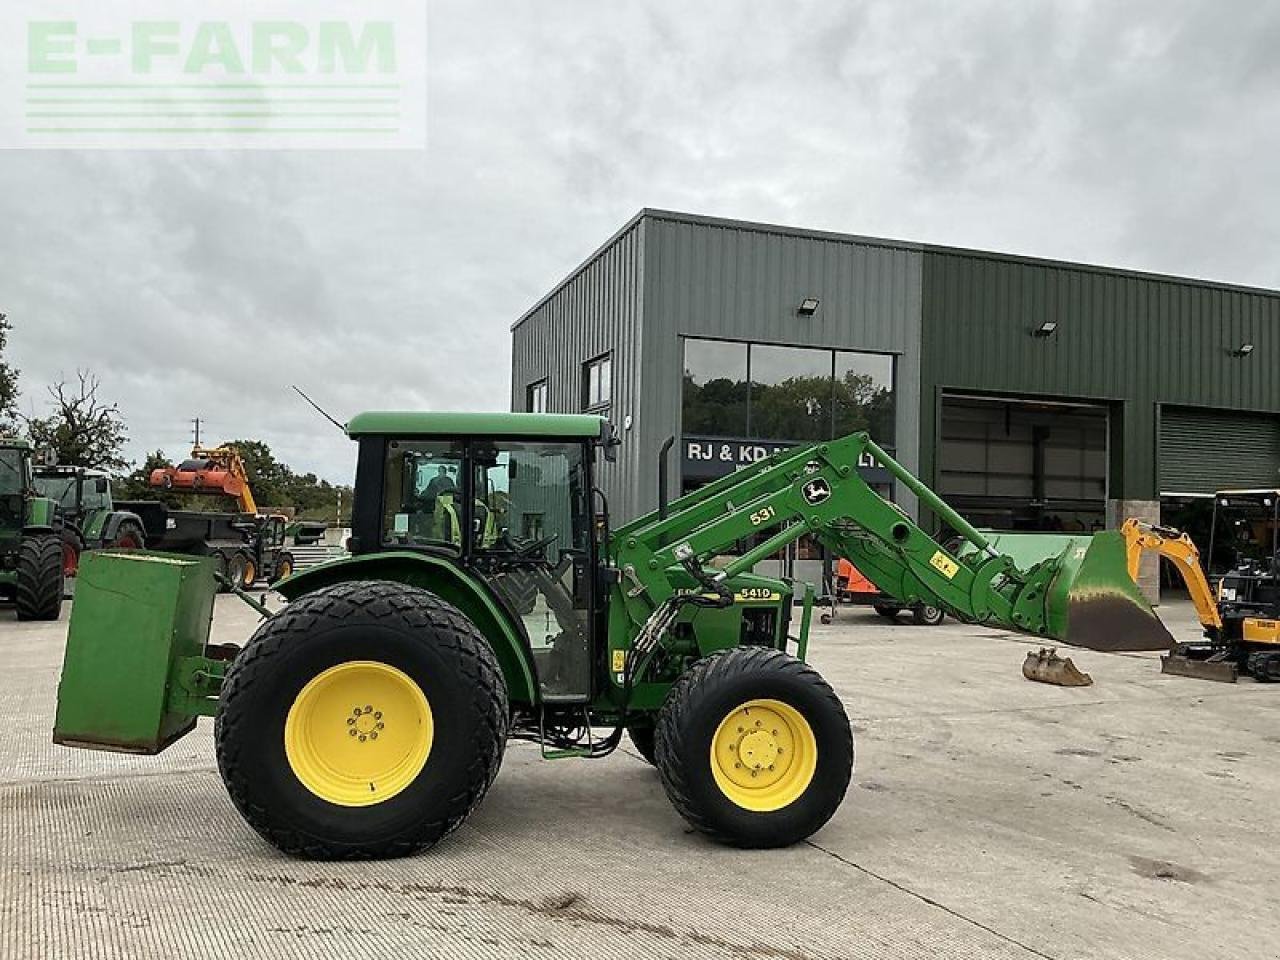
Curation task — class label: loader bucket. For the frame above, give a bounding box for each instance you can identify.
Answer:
[980,531,1175,652]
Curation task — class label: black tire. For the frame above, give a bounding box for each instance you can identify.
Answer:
[912,604,945,626]
[215,580,509,859]
[654,647,852,848]
[212,552,231,592]
[60,526,85,578]
[15,534,64,621]
[271,553,295,585]
[627,724,657,765]
[111,520,146,550]
[873,602,901,620]
[238,552,256,590]
[224,552,247,593]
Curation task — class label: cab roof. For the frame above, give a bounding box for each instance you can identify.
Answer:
[0,437,31,450]
[346,411,610,440]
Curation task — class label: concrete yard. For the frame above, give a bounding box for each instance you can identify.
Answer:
[2,596,1278,960]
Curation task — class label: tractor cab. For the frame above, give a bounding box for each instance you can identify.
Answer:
[345,411,616,703]
[33,466,111,528]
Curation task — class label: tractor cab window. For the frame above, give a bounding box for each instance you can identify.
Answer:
[473,441,593,701]
[81,476,110,512]
[381,441,466,549]
[35,474,78,510]
[262,516,286,549]
[0,449,26,496]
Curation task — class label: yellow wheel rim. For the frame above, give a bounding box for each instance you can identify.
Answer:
[278,560,293,580]
[284,661,433,807]
[710,698,817,812]
[242,559,256,587]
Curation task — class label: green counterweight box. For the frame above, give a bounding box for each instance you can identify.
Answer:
[54,551,218,754]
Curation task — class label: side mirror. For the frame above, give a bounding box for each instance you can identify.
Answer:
[37,447,58,467]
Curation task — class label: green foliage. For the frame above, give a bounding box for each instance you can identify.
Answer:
[24,371,129,471]
[682,370,894,444]
[0,314,20,434]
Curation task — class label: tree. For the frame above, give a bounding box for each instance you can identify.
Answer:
[24,371,129,471]
[0,314,20,434]
[114,449,174,502]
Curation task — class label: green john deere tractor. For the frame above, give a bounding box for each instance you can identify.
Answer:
[0,438,65,620]
[54,412,1172,858]
[33,465,148,577]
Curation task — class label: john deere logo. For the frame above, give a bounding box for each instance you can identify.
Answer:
[801,477,831,505]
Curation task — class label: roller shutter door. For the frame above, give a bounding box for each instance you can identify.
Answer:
[1159,407,1280,495]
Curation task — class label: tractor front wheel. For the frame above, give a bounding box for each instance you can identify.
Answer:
[912,604,945,626]
[872,602,901,620]
[654,647,852,848]
[223,552,246,593]
[15,535,64,621]
[271,554,295,585]
[215,580,509,859]
[60,527,84,578]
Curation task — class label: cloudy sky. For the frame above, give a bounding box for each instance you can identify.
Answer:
[3,0,1278,482]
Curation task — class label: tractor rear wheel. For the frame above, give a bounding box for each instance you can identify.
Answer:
[15,535,64,621]
[111,520,145,550]
[215,580,509,859]
[626,724,657,765]
[654,647,852,848]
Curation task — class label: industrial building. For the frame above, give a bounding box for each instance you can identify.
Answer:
[511,209,1280,588]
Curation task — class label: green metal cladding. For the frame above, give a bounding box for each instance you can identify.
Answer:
[919,249,1280,500]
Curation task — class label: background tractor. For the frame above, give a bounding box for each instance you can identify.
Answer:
[0,438,65,620]
[54,412,1172,859]
[33,465,148,577]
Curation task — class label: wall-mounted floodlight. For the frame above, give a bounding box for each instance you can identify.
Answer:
[1233,342,1255,357]
[797,297,820,317]
[1033,320,1058,337]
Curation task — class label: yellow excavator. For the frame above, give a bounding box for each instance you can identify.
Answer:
[1119,517,1280,682]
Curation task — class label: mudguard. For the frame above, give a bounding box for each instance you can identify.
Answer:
[273,551,538,704]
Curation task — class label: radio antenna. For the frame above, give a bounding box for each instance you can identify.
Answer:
[291,385,346,433]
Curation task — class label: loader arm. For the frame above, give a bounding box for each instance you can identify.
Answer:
[1119,518,1223,633]
[190,446,259,515]
[613,433,1171,651]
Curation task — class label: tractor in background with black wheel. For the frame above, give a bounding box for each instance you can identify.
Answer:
[33,465,148,579]
[0,439,65,620]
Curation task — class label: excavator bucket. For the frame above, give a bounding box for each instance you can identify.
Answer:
[1022,648,1092,686]
[981,531,1175,652]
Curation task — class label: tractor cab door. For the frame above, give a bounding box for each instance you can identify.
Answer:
[471,441,595,702]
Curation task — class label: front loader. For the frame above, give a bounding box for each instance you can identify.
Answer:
[54,413,1171,858]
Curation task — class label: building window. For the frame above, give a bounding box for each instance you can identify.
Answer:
[582,354,612,410]
[749,344,835,443]
[682,339,748,436]
[680,337,895,445]
[526,380,548,413]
